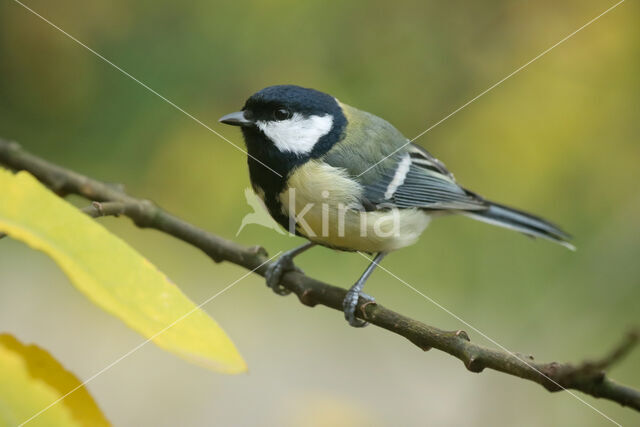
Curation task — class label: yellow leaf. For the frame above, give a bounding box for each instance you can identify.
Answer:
[0,333,109,427]
[0,169,246,374]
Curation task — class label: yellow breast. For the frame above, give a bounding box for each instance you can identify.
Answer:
[279,160,430,252]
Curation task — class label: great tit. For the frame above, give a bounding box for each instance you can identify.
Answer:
[220,85,572,327]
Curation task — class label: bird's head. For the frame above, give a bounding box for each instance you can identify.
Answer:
[219,85,347,164]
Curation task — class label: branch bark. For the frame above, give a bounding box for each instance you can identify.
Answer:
[1,138,638,412]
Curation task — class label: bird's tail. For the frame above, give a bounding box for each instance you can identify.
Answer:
[465,201,575,250]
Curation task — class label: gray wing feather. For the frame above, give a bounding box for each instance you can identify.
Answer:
[363,155,486,211]
[320,103,486,211]
[406,144,454,178]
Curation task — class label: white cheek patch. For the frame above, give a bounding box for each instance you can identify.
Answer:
[256,113,333,155]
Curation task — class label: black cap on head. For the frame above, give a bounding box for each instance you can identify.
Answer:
[243,85,342,121]
[219,85,348,182]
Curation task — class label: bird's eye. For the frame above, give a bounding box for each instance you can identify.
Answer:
[273,108,291,121]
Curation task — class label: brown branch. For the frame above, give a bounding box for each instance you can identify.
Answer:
[1,138,639,412]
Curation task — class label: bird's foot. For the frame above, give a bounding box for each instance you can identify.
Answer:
[265,254,303,296]
[342,289,375,327]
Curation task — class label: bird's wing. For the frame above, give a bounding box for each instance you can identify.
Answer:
[364,146,487,211]
[323,140,486,211]
[405,143,454,179]
[321,104,486,211]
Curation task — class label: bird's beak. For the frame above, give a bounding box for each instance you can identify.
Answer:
[218,111,254,127]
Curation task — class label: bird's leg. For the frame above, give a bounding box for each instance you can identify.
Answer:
[265,242,316,295]
[343,252,387,327]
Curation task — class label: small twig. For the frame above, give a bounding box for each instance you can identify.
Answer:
[1,138,638,412]
[543,331,639,390]
[81,201,127,218]
[590,330,639,372]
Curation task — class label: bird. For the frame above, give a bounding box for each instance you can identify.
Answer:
[219,85,573,327]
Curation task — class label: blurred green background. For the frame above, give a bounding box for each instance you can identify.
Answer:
[1,0,639,425]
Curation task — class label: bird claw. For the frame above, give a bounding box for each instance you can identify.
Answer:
[265,255,303,296]
[343,289,375,327]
